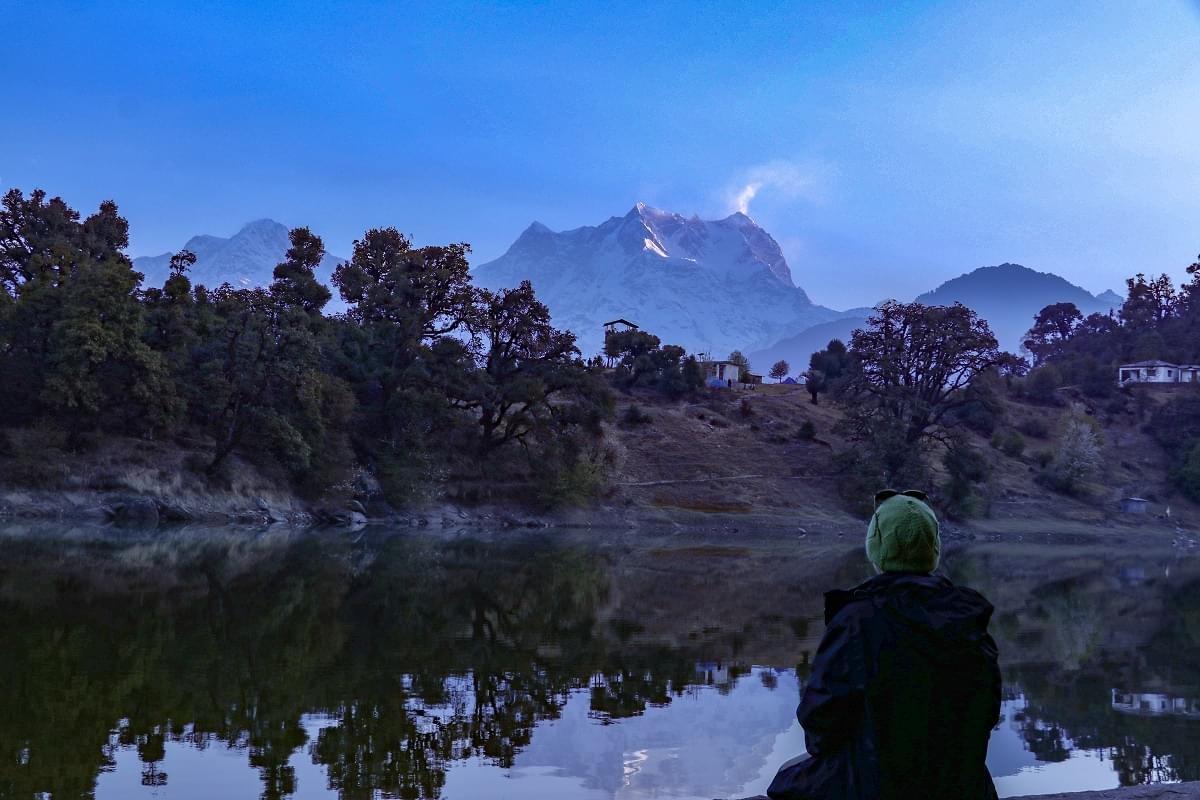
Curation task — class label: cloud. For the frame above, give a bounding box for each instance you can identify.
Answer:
[726,159,828,215]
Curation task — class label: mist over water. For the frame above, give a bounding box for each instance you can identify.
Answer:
[1,524,1197,799]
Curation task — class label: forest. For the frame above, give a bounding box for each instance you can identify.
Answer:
[0,189,633,508]
[3,187,1200,515]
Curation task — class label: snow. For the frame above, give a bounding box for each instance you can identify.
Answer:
[133,219,347,311]
[472,203,854,357]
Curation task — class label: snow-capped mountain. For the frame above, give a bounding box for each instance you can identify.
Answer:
[133,219,346,308]
[472,203,855,357]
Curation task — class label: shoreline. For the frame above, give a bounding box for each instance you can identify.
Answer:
[3,484,1197,551]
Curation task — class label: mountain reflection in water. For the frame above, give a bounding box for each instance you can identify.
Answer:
[1,525,1198,799]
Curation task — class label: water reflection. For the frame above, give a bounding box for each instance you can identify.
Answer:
[0,526,1198,799]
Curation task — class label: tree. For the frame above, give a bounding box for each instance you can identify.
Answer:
[271,227,332,317]
[1120,273,1176,333]
[330,228,475,462]
[0,190,178,433]
[190,260,348,480]
[461,281,584,454]
[809,339,852,381]
[1023,302,1082,366]
[769,359,789,382]
[605,328,662,384]
[605,328,700,397]
[803,369,826,405]
[841,301,1005,483]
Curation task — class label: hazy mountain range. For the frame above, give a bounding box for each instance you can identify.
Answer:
[747,263,1121,372]
[134,210,1123,374]
[133,219,347,311]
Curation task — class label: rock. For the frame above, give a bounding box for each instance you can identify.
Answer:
[256,496,288,524]
[313,506,367,528]
[155,500,193,522]
[102,496,160,528]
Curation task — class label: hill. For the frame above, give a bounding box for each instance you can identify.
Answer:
[915,263,1119,351]
[749,264,1121,374]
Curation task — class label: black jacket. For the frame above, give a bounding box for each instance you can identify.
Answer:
[768,572,1001,800]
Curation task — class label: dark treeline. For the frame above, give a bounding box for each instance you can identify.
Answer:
[0,533,717,799]
[0,189,617,506]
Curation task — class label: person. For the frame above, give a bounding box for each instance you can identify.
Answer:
[767,489,1001,800]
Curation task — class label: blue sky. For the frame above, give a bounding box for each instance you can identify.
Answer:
[4,0,1199,308]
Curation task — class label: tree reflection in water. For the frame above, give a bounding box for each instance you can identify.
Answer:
[0,530,752,799]
[1,530,1199,798]
[947,551,1200,788]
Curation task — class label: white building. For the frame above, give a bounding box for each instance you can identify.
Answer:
[1112,690,1200,719]
[704,360,742,384]
[1117,360,1200,386]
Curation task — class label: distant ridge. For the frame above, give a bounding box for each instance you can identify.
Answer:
[747,263,1121,374]
[133,219,347,310]
[915,263,1120,351]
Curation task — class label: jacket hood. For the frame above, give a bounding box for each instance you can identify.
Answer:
[824,572,995,659]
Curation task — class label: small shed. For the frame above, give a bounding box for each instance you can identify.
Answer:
[1120,497,1148,514]
[603,318,639,334]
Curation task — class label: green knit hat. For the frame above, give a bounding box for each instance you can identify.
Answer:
[866,489,941,573]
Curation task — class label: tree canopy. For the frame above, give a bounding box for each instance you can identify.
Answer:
[0,187,614,507]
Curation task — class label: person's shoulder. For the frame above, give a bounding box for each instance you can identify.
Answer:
[823,586,882,628]
[939,579,995,611]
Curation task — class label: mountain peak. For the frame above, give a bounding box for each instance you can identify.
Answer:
[133,220,346,310]
[236,218,288,237]
[915,262,1124,351]
[473,203,832,358]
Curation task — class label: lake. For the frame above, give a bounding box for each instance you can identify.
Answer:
[1,522,1197,799]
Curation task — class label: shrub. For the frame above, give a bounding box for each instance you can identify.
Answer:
[942,439,991,519]
[1032,450,1054,468]
[739,398,754,418]
[797,420,817,441]
[1173,441,1200,502]
[620,404,653,426]
[990,430,1026,458]
[1022,366,1063,405]
[1017,417,1051,439]
[958,401,999,436]
[1037,417,1102,495]
[832,449,883,518]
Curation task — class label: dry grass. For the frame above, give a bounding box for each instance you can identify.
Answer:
[605,384,1200,537]
[652,496,753,513]
[648,545,753,558]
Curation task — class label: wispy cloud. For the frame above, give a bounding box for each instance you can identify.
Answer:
[726,159,830,215]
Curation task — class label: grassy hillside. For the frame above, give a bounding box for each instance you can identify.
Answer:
[599,382,1200,540]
